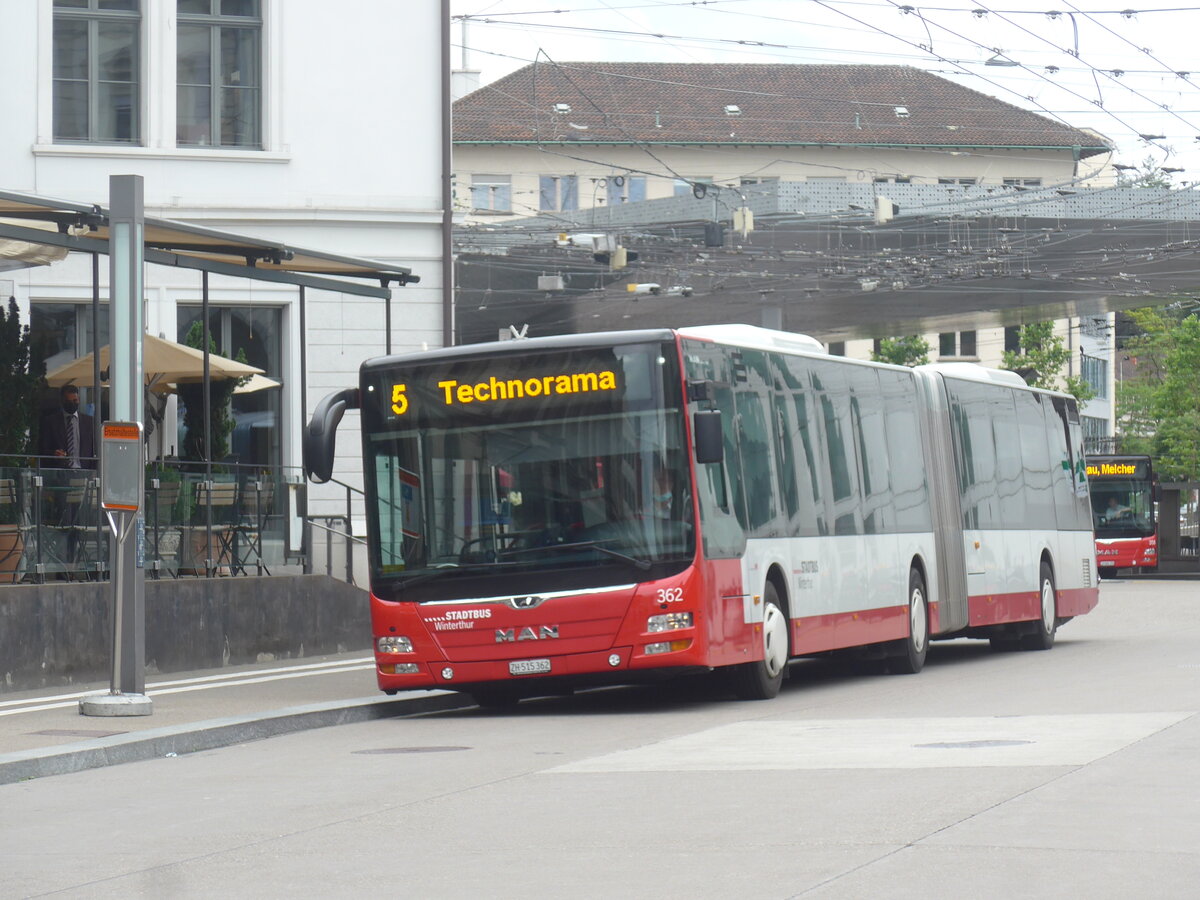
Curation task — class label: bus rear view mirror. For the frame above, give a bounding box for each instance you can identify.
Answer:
[693,410,724,464]
[304,387,360,483]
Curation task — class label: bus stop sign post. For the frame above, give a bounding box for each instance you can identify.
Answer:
[80,421,153,717]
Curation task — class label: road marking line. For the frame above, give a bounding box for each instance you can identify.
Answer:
[0,658,375,717]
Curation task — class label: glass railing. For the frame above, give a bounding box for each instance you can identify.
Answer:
[0,459,301,583]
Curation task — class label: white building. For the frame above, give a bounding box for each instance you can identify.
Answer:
[0,0,449,517]
[453,62,1113,222]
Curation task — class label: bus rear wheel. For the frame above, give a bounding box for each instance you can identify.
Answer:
[889,567,929,675]
[730,583,788,700]
[1021,562,1057,651]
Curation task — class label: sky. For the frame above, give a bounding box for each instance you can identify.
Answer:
[450,0,1200,179]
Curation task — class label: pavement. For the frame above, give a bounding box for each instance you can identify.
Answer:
[0,650,475,785]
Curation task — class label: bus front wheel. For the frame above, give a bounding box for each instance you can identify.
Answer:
[730,583,789,700]
[1021,562,1057,651]
[889,567,929,675]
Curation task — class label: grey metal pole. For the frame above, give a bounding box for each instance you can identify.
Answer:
[202,271,213,576]
[441,0,455,347]
[91,252,102,462]
[298,286,309,568]
[82,174,151,717]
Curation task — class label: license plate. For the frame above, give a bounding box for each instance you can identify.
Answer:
[509,658,551,676]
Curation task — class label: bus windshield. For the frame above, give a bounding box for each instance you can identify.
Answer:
[1090,478,1155,538]
[362,341,693,597]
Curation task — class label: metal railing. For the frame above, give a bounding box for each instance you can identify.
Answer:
[0,458,305,583]
[301,476,366,586]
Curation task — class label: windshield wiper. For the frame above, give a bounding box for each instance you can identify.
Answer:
[502,540,652,571]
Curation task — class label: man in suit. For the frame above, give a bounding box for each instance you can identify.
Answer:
[39,384,96,470]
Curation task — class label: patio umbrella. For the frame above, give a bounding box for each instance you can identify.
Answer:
[45,333,264,391]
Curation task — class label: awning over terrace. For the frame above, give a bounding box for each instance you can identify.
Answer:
[0,187,418,297]
[0,183,423,472]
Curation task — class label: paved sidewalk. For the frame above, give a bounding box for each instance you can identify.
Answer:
[0,651,473,784]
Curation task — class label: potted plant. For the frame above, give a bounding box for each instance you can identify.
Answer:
[0,297,44,582]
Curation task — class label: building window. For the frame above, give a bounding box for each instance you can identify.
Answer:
[52,0,141,144]
[177,0,263,148]
[539,175,578,212]
[873,176,911,183]
[610,176,645,204]
[1004,325,1021,354]
[177,304,282,468]
[674,177,713,197]
[807,176,848,182]
[30,302,111,417]
[1003,178,1043,187]
[470,174,511,212]
[938,178,977,186]
[1082,415,1109,452]
[940,330,977,358]
[827,341,846,356]
[1081,353,1108,399]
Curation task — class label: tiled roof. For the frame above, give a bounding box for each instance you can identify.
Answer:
[453,63,1109,156]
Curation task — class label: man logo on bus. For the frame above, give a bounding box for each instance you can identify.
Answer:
[496,625,560,642]
[510,595,545,609]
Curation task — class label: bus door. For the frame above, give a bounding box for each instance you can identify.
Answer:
[916,370,968,632]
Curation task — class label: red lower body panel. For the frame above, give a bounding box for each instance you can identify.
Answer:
[790,604,908,655]
[968,586,1099,626]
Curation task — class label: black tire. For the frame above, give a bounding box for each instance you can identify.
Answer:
[469,685,524,709]
[1021,561,1057,651]
[889,567,929,675]
[730,582,789,700]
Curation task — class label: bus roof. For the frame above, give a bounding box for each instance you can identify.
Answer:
[918,362,1030,389]
[676,324,826,355]
[360,328,677,372]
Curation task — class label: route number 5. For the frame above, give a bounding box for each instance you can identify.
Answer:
[391,384,409,415]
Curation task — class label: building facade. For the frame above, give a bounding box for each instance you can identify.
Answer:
[453,62,1113,222]
[0,0,448,517]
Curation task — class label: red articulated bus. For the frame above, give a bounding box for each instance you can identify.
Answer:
[306,326,1099,706]
[1086,454,1158,576]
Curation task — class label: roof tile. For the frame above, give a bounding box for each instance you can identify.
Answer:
[453,62,1109,156]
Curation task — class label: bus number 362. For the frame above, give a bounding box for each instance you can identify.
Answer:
[657,588,683,603]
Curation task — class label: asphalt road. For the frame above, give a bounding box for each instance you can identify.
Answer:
[4,577,1199,899]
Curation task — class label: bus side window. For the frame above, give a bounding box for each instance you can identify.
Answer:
[880,369,931,532]
[813,362,861,536]
[1015,391,1053,527]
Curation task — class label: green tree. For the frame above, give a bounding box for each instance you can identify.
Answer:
[1116,155,1176,189]
[0,297,45,462]
[871,335,930,367]
[1117,306,1200,479]
[177,321,249,463]
[1001,321,1094,402]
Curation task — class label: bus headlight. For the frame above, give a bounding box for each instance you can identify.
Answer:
[647,612,693,633]
[377,636,414,654]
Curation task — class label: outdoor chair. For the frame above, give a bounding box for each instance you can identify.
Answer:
[0,478,27,584]
[235,478,274,576]
[187,480,239,576]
